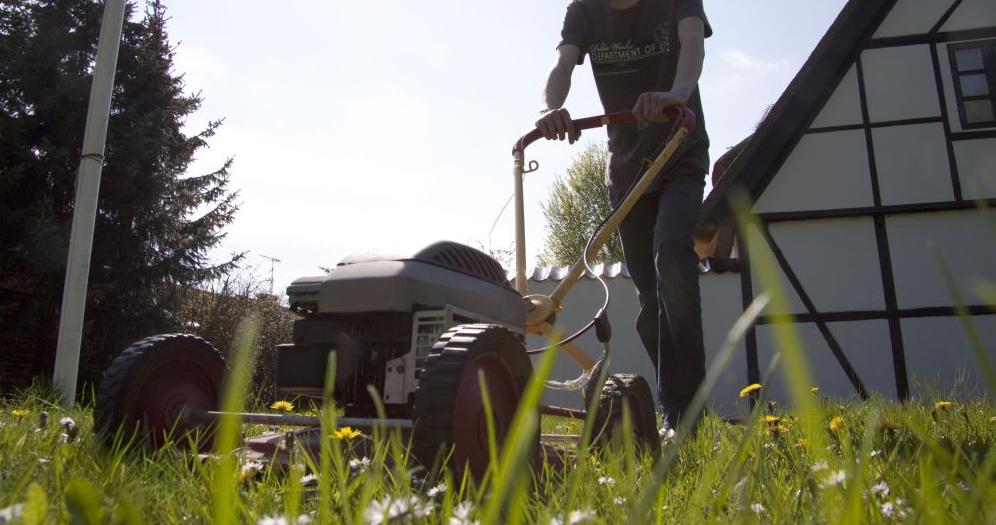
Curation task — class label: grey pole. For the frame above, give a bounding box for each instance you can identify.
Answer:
[52,0,128,407]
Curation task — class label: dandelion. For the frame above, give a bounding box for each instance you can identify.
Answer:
[765,424,789,437]
[427,482,446,498]
[821,470,847,488]
[750,503,765,514]
[829,416,844,432]
[597,475,616,486]
[763,415,782,424]
[10,409,28,419]
[349,456,371,473]
[795,438,809,448]
[872,481,890,497]
[449,501,477,525]
[739,383,762,398]
[270,400,295,412]
[933,400,954,411]
[332,426,362,441]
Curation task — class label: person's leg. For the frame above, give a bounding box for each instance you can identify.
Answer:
[610,189,661,390]
[652,173,706,429]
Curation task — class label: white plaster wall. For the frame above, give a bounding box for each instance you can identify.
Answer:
[940,0,996,32]
[526,271,748,419]
[766,218,886,312]
[810,65,863,129]
[755,320,898,404]
[753,131,873,213]
[874,0,957,38]
[901,315,996,400]
[954,138,996,199]
[872,123,954,205]
[887,210,996,309]
[862,45,941,123]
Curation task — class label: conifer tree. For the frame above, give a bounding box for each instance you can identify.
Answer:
[0,0,239,390]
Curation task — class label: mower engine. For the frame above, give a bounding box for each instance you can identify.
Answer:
[279,241,525,417]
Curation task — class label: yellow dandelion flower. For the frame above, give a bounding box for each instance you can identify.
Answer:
[11,409,29,418]
[880,420,901,431]
[270,400,294,413]
[829,416,844,432]
[766,424,789,437]
[933,400,954,411]
[332,426,362,441]
[810,387,820,394]
[764,415,782,424]
[795,438,809,448]
[739,383,762,398]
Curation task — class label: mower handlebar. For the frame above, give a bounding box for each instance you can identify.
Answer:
[512,106,696,155]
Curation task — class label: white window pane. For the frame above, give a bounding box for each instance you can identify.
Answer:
[965,99,995,123]
[955,47,984,71]
[960,73,990,96]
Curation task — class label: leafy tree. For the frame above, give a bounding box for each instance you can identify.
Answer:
[537,143,623,267]
[0,0,239,393]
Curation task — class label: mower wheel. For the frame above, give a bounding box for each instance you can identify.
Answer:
[95,333,225,450]
[586,374,660,454]
[412,324,534,479]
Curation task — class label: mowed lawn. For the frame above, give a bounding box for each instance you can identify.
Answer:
[1,385,993,524]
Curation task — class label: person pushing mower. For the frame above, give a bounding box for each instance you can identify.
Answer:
[535,0,712,432]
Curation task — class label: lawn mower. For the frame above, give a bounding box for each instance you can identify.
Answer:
[94,106,696,478]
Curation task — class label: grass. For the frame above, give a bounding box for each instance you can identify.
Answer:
[1,384,993,524]
[1,198,992,524]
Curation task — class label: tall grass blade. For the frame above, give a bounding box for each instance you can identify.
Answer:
[211,316,260,524]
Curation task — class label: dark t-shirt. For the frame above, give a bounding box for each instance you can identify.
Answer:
[558,0,712,192]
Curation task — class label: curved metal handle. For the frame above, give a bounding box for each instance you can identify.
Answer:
[512,106,696,155]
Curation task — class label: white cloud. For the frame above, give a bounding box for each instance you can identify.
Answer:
[720,49,789,73]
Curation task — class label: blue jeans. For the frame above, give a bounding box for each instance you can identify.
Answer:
[610,172,706,427]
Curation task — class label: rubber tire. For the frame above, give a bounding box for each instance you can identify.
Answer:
[586,374,660,455]
[411,324,535,479]
[95,333,225,450]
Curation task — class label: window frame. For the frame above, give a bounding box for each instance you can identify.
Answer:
[947,39,996,130]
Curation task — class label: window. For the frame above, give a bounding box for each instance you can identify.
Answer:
[948,40,996,129]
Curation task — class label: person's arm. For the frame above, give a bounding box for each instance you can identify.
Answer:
[536,45,582,143]
[632,16,706,122]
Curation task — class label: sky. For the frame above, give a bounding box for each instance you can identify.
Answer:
[160,0,849,296]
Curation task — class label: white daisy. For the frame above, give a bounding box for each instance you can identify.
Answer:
[449,501,477,525]
[427,482,447,498]
[350,456,372,473]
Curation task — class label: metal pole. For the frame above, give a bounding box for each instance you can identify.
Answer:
[513,152,528,295]
[53,0,128,407]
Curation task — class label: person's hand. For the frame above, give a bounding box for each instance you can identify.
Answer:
[536,107,581,144]
[632,91,686,124]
